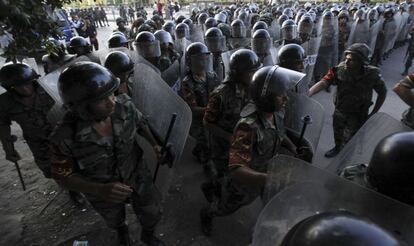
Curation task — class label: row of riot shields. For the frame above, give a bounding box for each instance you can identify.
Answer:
[252,112,414,245]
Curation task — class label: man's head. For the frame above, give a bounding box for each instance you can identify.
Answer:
[229,49,262,86]
[344,43,371,70]
[0,62,40,97]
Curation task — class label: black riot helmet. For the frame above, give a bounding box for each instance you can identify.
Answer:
[116,17,126,26]
[58,62,119,109]
[154,30,174,46]
[205,27,225,53]
[68,36,91,55]
[278,44,306,72]
[281,19,298,41]
[251,29,271,56]
[214,12,227,24]
[104,51,134,77]
[185,42,210,73]
[298,15,314,42]
[198,12,209,25]
[338,10,350,22]
[182,18,193,30]
[151,14,164,28]
[144,19,158,31]
[205,17,218,30]
[134,31,161,58]
[162,21,176,37]
[367,132,414,206]
[231,19,246,38]
[250,65,304,113]
[108,33,129,48]
[176,15,186,24]
[229,49,262,78]
[175,23,190,39]
[278,14,289,26]
[138,23,154,33]
[280,211,405,246]
[252,21,269,33]
[217,23,231,39]
[0,62,40,90]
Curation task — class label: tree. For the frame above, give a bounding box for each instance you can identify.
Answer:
[0,0,73,61]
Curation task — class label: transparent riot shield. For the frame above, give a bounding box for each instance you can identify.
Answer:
[369,17,384,52]
[0,57,6,95]
[22,58,40,75]
[348,18,371,46]
[174,38,191,56]
[191,24,205,44]
[384,14,402,54]
[284,93,324,153]
[221,48,238,77]
[397,12,410,43]
[131,62,192,168]
[255,179,414,245]
[314,16,338,80]
[161,59,180,87]
[269,19,280,41]
[301,36,321,88]
[324,112,411,174]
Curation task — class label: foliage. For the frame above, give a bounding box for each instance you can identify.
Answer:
[0,0,74,61]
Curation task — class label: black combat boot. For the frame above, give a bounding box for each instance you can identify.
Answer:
[116,224,131,246]
[141,230,165,246]
[402,68,409,76]
[200,208,213,236]
[324,145,342,158]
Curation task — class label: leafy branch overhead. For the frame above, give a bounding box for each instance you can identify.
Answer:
[0,0,75,61]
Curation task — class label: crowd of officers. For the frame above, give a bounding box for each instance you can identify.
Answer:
[1,1,414,245]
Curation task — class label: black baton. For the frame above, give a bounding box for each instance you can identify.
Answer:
[298,115,312,146]
[153,113,177,183]
[14,160,26,191]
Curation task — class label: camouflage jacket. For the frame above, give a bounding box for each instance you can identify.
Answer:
[181,71,220,108]
[228,103,285,173]
[50,94,149,187]
[322,62,387,113]
[399,74,414,128]
[204,80,247,133]
[0,85,55,143]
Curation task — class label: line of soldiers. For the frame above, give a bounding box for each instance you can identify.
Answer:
[68,7,110,28]
[1,1,414,245]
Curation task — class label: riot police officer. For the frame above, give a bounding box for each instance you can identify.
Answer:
[50,62,165,246]
[0,63,54,178]
[340,132,414,206]
[251,29,274,65]
[309,43,387,158]
[204,27,226,82]
[104,51,134,96]
[200,65,303,236]
[278,44,306,72]
[202,49,262,204]
[115,17,131,40]
[154,30,180,72]
[229,19,249,50]
[180,42,220,166]
[67,36,100,64]
[279,19,301,45]
[134,31,162,71]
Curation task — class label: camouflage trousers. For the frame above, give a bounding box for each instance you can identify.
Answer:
[204,174,261,217]
[26,139,51,178]
[190,118,210,162]
[332,109,368,147]
[85,166,162,231]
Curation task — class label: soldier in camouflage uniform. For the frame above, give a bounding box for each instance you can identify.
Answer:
[50,62,165,246]
[200,65,303,236]
[0,63,54,178]
[42,39,75,74]
[338,11,351,63]
[393,73,414,128]
[309,43,387,158]
[339,132,414,206]
[67,36,101,64]
[402,26,414,76]
[181,42,220,165]
[201,49,262,203]
[114,17,132,40]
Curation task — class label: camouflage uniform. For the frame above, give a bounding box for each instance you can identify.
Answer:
[398,74,414,128]
[338,22,351,63]
[403,29,414,74]
[321,62,387,147]
[50,94,161,230]
[203,80,247,177]
[181,72,220,163]
[204,102,285,216]
[0,85,55,177]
